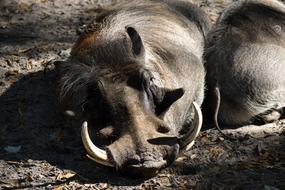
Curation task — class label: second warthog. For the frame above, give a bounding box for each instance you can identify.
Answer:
[204,0,285,127]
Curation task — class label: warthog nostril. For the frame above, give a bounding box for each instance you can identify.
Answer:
[157,124,171,133]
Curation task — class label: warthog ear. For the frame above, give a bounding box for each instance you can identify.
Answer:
[156,88,184,115]
[126,26,145,57]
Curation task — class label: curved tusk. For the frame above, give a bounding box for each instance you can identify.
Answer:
[81,121,114,167]
[180,102,203,150]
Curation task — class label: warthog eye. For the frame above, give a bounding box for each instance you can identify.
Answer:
[148,80,163,105]
[127,70,184,115]
[143,77,163,111]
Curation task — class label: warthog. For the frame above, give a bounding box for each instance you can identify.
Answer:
[57,0,210,177]
[204,0,285,127]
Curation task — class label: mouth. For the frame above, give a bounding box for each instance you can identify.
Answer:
[123,160,167,178]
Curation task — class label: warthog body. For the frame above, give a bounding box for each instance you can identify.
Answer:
[58,0,210,177]
[204,0,285,127]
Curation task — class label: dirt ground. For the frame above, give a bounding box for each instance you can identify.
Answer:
[0,0,285,189]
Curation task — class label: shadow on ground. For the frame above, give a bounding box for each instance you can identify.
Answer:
[0,68,148,187]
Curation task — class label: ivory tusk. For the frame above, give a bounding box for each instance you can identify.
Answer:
[81,121,114,167]
[180,102,203,150]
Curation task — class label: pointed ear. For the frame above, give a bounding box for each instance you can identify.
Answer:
[156,88,184,115]
[126,26,145,57]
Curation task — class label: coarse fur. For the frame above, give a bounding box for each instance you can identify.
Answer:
[204,0,285,127]
[58,0,210,177]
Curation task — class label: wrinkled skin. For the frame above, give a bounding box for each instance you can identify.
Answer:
[58,0,210,177]
[204,0,285,127]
